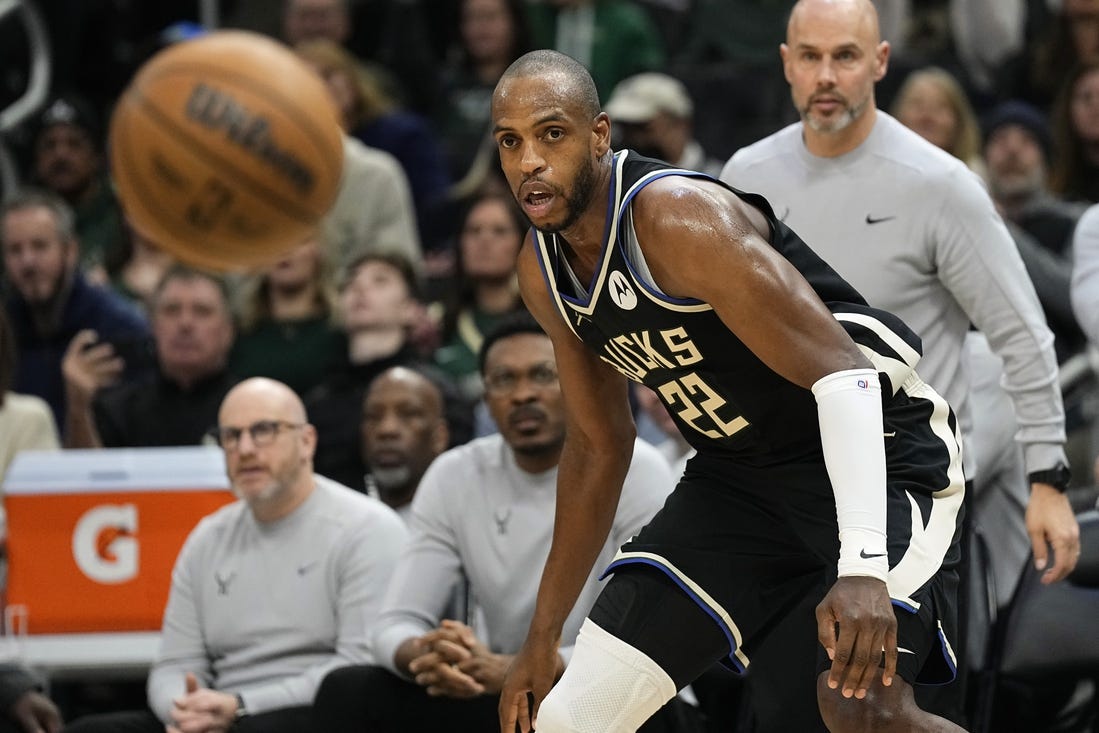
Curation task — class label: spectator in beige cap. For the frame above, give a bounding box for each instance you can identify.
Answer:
[604,71,724,177]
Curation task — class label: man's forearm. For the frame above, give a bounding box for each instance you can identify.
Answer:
[527,439,630,641]
[62,391,102,449]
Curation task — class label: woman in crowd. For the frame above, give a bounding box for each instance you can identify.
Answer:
[229,231,345,397]
[892,66,984,174]
[432,191,527,403]
[1051,59,1099,204]
[433,0,533,188]
[294,39,452,251]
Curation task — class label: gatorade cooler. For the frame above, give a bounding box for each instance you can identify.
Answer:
[2,446,234,633]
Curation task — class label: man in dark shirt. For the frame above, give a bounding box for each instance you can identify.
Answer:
[1,188,149,435]
[0,663,61,733]
[62,264,237,447]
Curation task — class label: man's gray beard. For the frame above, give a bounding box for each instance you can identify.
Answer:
[990,167,1043,203]
[803,97,866,134]
[232,479,283,504]
[370,465,412,493]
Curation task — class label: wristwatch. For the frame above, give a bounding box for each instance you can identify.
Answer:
[1028,464,1071,492]
[234,693,249,721]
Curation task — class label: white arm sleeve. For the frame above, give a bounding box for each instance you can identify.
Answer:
[812,368,889,582]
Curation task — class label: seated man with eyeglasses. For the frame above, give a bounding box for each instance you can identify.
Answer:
[61,377,408,733]
[312,314,689,733]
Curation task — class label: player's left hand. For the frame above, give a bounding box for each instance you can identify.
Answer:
[816,575,897,701]
[499,633,560,733]
[1027,482,1080,584]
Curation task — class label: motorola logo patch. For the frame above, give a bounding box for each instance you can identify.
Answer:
[608,271,638,311]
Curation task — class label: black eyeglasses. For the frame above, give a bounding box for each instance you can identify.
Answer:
[207,420,305,451]
[483,363,558,396]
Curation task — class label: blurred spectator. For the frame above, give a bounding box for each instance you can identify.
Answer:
[282,0,351,46]
[61,265,236,449]
[101,223,177,314]
[524,0,666,102]
[604,71,724,177]
[279,0,440,116]
[323,135,423,274]
[0,308,58,483]
[0,663,62,733]
[61,377,407,733]
[295,39,451,251]
[433,192,527,402]
[229,232,344,397]
[305,253,470,490]
[433,0,534,187]
[361,366,449,519]
[871,1,1030,105]
[985,99,1088,256]
[1051,59,1099,204]
[1,189,150,434]
[998,0,1099,111]
[891,66,984,174]
[29,95,124,281]
[674,0,788,65]
[313,314,676,733]
[982,100,1090,369]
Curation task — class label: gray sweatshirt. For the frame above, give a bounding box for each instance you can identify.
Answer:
[721,112,1066,477]
[146,475,407,721]
[372,435,674,675]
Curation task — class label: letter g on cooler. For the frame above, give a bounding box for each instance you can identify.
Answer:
[72,505,139,584]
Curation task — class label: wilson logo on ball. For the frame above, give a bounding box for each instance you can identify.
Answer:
[185,82,316,195]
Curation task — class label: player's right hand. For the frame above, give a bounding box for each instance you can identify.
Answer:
[499,635,558,733]
[816,576,897,700]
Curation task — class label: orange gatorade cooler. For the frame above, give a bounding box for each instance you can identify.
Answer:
[2,447,234,633]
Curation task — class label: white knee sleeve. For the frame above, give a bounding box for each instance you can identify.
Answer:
[535,619,677,733]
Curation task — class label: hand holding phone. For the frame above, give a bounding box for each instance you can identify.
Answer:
[62,330,126,403]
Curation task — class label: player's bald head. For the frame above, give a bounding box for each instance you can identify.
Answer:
[788,0,880,46]
[495,49,602,121]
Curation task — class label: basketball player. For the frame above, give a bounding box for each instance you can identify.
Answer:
[492,50,968,732]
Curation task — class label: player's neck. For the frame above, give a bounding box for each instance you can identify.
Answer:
[556,162,613,251]
[559,238,603,288]
[803,106,877,158]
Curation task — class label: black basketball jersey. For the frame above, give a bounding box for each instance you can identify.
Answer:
[532,150,926,466]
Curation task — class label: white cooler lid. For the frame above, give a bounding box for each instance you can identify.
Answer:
[3,446,230,495]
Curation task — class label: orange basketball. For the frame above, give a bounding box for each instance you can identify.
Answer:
[108,30,344,271]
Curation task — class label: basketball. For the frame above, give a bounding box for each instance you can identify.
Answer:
[108,30,344,271]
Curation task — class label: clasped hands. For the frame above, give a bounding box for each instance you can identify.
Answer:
[407,619,510,698]
[165,672,240,733]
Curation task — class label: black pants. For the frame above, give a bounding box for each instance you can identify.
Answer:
[315,666,500,732]
[314,664,701,733]
[60,705,316,733]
